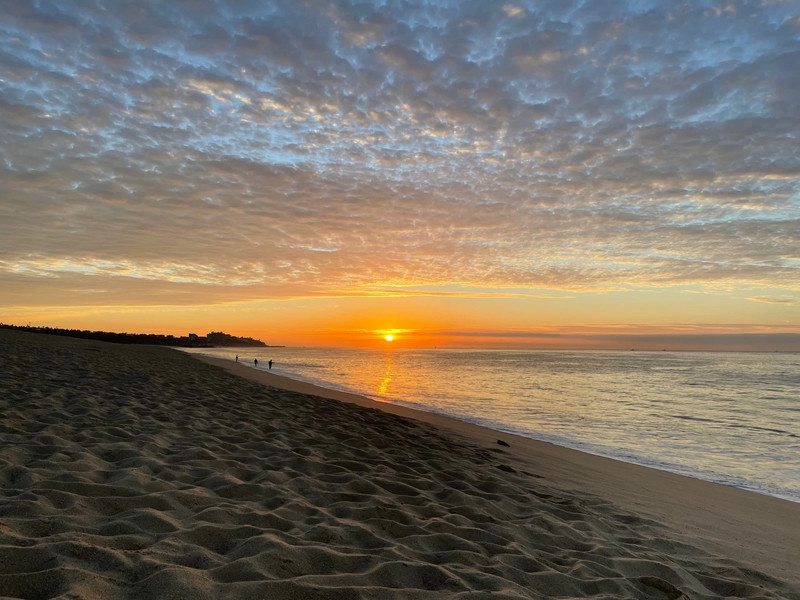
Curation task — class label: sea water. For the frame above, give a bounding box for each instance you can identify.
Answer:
[181,347,800,502]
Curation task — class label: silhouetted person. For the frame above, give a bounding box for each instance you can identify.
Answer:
[235,355,238,362]
[254,358,258,367]
[268,359,273,370]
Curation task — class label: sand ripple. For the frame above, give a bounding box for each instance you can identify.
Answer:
[1,330,797,599]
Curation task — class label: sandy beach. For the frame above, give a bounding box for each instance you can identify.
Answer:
[1,329,798,599]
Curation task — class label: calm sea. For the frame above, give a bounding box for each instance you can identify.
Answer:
[181,347,800,503]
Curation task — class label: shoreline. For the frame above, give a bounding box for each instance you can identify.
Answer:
[186,347,800,506]
[196,354,800,586]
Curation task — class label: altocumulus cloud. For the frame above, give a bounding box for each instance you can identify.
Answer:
[1,0,799,307]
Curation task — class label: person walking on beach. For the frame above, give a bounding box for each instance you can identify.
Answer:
[254,358,258,367]
[235,355,238,362]
[268,359,273,370]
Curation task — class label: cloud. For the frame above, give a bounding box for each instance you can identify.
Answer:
[1,0,799,310]
[747,297,795,305]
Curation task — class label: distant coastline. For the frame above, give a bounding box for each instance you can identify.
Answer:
[0,323,279,348]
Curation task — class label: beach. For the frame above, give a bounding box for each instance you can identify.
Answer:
[1,329,798,599]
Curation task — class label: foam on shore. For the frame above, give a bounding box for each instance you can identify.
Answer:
[1,329,798,599]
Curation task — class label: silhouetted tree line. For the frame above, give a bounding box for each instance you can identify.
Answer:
[0,323,267,347]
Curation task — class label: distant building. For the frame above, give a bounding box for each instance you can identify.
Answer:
[188,333,198,341]
[205,331,267,347]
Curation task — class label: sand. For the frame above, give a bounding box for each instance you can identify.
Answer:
[1,329,798,599]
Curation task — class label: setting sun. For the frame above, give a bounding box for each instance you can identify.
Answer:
[385,334,393,342]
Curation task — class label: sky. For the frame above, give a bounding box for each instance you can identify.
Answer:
[1,0,799,350]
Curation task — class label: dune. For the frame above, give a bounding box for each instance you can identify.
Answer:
[1,328,798,599]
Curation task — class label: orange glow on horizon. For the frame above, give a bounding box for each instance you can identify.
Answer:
[3,289,799,352]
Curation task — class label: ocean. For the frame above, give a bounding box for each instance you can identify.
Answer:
[181,346,800,503]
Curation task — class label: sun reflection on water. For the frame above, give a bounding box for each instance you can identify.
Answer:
[378,351,393,396]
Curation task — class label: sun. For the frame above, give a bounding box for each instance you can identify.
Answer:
[384,334,394,342]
